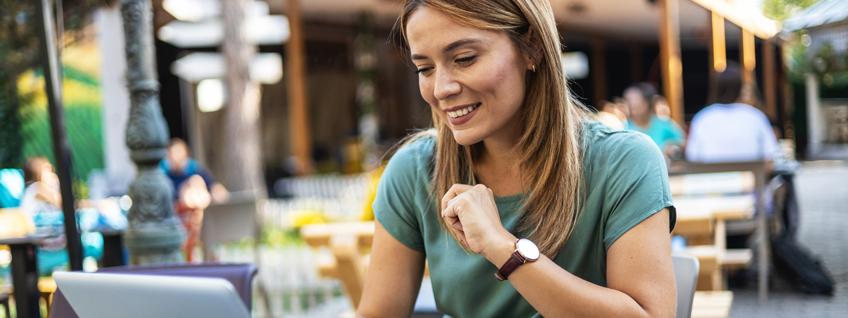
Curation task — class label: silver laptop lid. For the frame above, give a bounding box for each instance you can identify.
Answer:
[54,272,250,318]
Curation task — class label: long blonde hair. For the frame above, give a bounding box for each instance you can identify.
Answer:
[393,0,588,257]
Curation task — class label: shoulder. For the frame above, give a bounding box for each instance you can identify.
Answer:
[737,104,771,122]
[653,116,682,131]
[382,133,436,187]
[584,121,661,157]
[691,104,724,122]
[582,121,665,175]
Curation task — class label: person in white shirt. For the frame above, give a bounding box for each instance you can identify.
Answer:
[687,63,801,239]
[686,64,778,163]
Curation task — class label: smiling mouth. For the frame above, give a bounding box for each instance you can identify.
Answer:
[447,103,481,119]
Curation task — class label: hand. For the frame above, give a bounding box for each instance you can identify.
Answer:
[441,184,516,261]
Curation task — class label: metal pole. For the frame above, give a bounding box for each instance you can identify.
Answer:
[36,0,83,272]
[120,0,185,264]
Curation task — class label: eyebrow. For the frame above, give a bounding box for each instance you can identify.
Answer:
[411,38,482,60]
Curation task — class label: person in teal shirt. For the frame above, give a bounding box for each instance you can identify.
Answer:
[358,1,677,317]
[624,83,686,159]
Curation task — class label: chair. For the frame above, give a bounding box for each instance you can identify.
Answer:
[200,192,261,262]
[673,254,700,318]
[48,263,257,318]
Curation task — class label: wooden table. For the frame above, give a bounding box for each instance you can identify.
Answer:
[668,162,770,302]
[0,234,51,318]
[301,221,374,307]
[692,291,734,318]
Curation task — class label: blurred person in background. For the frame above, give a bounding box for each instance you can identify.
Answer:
[358,0,676,316]
[653,95,672,120]
[687,63,800,238]
[20,157,112,274]
[595,99,627,131]
[686,64,778,164]
[20,157,62,217]
[623,83,685,160]
[160,138,228,261]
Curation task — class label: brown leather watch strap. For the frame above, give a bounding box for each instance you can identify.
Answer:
[495,250,526,281]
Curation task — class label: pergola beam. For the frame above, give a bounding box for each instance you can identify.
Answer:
[763,40,778,120]
[659,0,685,125]
[710,12,727,73]
[689,0,780,40]
[285,0,313,174]
[741,29,757,86]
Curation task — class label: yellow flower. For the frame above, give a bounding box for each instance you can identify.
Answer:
[292,210,328,228]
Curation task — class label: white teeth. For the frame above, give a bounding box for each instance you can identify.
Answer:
[447,104,478,119]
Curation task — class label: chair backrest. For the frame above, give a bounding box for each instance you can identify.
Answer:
[673,254,700,318]
[201,193,260,261]
[49,263,257,318]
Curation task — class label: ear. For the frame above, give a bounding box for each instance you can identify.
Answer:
[520,30,543,70]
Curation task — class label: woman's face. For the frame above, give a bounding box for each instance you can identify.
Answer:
[624,88,649,118]
[406,6,530,146]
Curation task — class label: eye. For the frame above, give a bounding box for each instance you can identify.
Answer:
[415,66,433,75]
[455,55,476,66]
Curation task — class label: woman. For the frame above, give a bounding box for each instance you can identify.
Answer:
[623,83,685,159]
[358,1,676,317]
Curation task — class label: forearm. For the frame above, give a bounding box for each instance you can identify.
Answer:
[508,257,655,318]
[484,239,668,318]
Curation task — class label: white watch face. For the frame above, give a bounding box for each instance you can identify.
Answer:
[516,238,540,260]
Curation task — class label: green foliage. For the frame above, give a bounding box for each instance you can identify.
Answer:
[763,0,820,21]
[0,0,110,169]
[261,227,305,248]
[18,63,105,188]
[0,71,23,167]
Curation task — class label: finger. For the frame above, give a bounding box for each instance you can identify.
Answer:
[442,201,464,232]
[448,216,463,231]
[441,190,466,218]
[441,184,474,212]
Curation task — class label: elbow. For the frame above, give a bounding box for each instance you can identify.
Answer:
[642,303,676,318]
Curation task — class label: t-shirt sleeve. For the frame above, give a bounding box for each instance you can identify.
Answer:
[373,143,427,252]
[603,133,677,250]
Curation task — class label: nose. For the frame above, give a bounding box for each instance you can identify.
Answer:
[433,69,461,101]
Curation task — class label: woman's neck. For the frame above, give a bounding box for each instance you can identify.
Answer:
[475,132,524,197]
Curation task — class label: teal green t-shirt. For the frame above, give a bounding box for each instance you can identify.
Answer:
[625,116,685,149]
[373,121,676,318]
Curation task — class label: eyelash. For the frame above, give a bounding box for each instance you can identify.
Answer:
[455,55,476,65]
[414,55,477,74]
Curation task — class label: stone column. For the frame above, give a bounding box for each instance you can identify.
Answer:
[120,0,184,265]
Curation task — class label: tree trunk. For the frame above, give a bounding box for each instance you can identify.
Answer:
[218,0,265,195]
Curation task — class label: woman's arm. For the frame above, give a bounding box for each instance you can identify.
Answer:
[357,220,426,318]
[486,209,676,318]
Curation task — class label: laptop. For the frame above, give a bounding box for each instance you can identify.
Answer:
[53,272,250,318]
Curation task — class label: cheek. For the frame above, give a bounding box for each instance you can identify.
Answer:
[419,78,436,105]
[483,60,525,106]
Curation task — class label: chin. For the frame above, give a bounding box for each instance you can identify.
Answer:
[451,130,484,146]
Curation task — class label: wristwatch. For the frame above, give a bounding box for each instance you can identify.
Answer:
[495,238,540,281]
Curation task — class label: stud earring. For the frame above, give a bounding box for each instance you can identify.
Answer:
[530,64,536,72]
